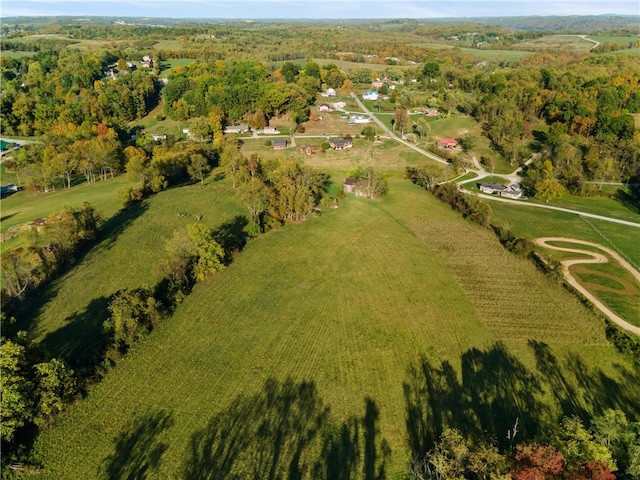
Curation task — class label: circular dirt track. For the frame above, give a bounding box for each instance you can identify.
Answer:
[533,237,640,337]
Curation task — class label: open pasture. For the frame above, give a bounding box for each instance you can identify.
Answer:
[29,178,639,478]
[588,35,639,45]
[0,176,128,238]
[515,35,596,52]
[412,42,533,62]
[13,175,245,363]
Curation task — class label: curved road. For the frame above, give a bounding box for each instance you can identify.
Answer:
[533,237,640,336]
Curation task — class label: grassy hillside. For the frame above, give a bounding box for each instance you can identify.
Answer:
[29,178,639,478]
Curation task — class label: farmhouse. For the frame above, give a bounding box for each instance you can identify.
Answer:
[324,88,336,97]
[318,104,331,112]
[332,101,347,109]
[372,78,384,88]
[223,124,250,134]
[362,90,379,101]
[329,138,353,150]
[151,134,166,142]
[424,108,440,116]
[343,178,357,193]
[260,126,279,134]
[437,138,457,149]
[479,183,522,199]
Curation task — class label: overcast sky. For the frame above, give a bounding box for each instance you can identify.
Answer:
[1,0,638,19]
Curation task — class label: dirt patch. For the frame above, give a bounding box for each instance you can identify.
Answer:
[533,237,640,336]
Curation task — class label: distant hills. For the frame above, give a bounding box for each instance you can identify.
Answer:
[2,15,639,32]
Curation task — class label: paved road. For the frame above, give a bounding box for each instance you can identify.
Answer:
[461,189,640,228]
[533,237,640,336]
[349,94,639,228]
[350,93,449,165]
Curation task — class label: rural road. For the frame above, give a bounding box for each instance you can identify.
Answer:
[348,95,639,228]
[350,93,449,165]
[467,191,640,228]
[533,237,640,336]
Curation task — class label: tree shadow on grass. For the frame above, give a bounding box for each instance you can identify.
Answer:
[182,378,389,480]
[615,187,640,215]
[403,342,544,457]
[97,201,149,251]
[5,201,149,338]
[101,409,174,480]
[212,215,249,265]
[403,341,640,459]
[39,295,111,381]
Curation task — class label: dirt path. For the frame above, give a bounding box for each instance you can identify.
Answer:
[533,237,640,336]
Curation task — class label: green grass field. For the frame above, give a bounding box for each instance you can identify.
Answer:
[515,35,596,52]
[0,50,37,58]
[0,176,129,241]
[489,201,640,268]
[588,35,639,45]
[411,43,533,62]
[27,175,639,478]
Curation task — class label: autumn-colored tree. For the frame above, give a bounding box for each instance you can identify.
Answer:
[511,443,565,480]
[186,153,211,186]
[236,177,270,237]
[393,108,410,136]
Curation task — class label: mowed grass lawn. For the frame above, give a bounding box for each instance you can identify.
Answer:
[30,177,639,478]
[1,176,129,236]
[489,201,640,268]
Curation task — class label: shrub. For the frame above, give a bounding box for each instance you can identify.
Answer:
[118,186,144,208]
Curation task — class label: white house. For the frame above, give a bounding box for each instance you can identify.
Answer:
[326,88,336,96]
[479,183,522,199]
[349,115,370,124]
[332,101,347,109]
[223,124,250,134]
[362,90,379,101]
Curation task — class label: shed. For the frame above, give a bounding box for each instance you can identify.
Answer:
[343,178,357,193]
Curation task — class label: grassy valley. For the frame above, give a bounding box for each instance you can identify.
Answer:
[26,175,639,478]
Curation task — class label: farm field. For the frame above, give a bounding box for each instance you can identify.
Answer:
[312,58,416,72]
[412,42,534,62]
[514,35,596,52]
[30,177,639,478]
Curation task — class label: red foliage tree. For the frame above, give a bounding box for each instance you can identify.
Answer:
[511,443,565,480]
[566,461,616,480]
